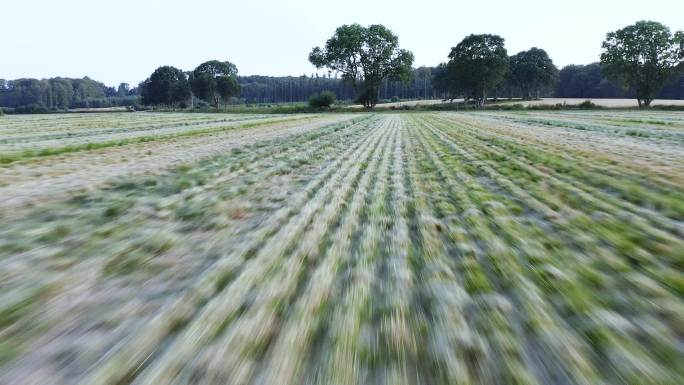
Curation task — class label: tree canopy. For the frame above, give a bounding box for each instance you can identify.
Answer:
[0,77,138,111]
[140,66,190,107]
[447,34,509,106]
[309,24,414,108]
[509,48,558,100]
[190,60,241,108]
[600,20,684,107]
[432,62,462,101]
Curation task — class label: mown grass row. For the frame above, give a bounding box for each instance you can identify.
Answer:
[1,116,377,384]
[0,115,273,155]
[479,111,684,141]
[410,117,599,384]
[255,118,394,385]
[73,117,386,385]
[128,116,393,385]
[0,112,244,134]
[409,114,684,384]
[0,115,308,164]
[449,112,684,196]
[3,112,683,385]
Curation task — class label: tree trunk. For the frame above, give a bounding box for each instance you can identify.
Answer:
[643,98,652,108]
[637,98,643,108]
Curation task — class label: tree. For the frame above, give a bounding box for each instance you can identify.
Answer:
[600,21,684,107]
[447,34,509,107]
[309,24,414,109]
[117,83,130,97]
[509,48,558,100]
[140,66,190,107]
[190,60,241,108]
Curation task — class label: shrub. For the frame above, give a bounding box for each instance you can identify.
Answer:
[308,91,336,108]
[578,100,598,109]
[391,96,401,103]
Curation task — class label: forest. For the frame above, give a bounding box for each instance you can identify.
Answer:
[3,68,683,112]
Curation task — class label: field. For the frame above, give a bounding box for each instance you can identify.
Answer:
[363,98,684,109]
[1,111,684,385]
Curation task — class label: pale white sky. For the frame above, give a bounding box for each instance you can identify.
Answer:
[2,0,682,86]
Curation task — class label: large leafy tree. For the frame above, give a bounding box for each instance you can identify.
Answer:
[309,24,414,109]
[140,66,190,107]
[509,48,558,100]
[600,21,684,107]
[190,60,241,108]
[448,34,509,106]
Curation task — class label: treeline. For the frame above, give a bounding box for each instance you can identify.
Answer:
[0,77,138,112]
[239,65,684,103]
[3,68,683,112]
[238,67,437,104]
[555,63,684,99]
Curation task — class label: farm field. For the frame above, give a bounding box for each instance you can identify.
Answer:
[362,98,684,109]
[1,111,684,385]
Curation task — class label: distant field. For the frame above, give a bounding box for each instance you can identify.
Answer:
[363,98,684,109]
[526,98,684,107]
[1,111,683,384]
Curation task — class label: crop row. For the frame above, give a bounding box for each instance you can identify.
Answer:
[1,112,683,384]
[0,114,310,163]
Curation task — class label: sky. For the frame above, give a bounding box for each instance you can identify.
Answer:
[2,0,683,86]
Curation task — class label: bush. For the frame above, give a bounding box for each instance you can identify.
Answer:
[308,91,336,108]
[578,100,598,109]
[391,96,401,103]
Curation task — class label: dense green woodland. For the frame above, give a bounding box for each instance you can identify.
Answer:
[0,77,138,112]
[239,67,436,104]
[2,69,683,111]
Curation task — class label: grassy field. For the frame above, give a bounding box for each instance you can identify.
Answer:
[354,98,684,110]
[1,111,683,385]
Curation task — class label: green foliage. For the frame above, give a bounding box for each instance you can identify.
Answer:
[577,100,598,109]
[309,24,414,109]
[117,82,130,97]
[140,66,190,107]
[447,34,509,106]
[308,91,336,108]
[509,47,558,100]
[600,21,684,108]
[190,60,241,108]
[432,62,462,101]
[0,77,138,111]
